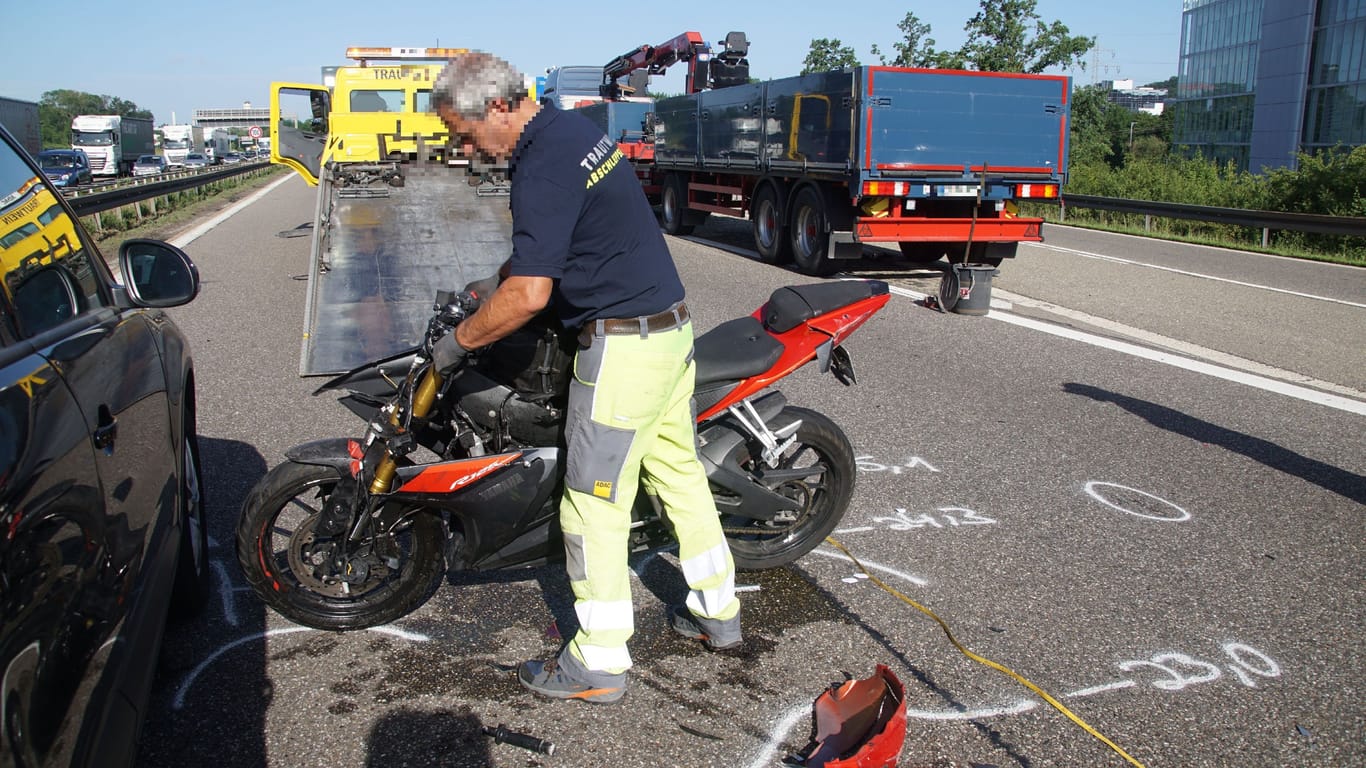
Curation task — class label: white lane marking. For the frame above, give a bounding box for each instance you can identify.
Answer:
[1022,241,1366,309]
[831,526,876,534]
[991,286,1366,400]
[988,309,1366,416]
[170,173,295,249]
[807,547,929,586]
[745,703,810,768]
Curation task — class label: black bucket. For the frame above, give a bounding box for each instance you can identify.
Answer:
[938,264,999,316]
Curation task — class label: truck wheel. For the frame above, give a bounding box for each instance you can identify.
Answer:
[661,174,694,235]
[898,242,946,266]
[789,187,838,276]
[751,185,791,264]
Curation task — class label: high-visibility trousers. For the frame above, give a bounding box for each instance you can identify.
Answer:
[560,319,740,674]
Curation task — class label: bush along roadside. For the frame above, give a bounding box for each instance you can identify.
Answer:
[1044,146,1366,267]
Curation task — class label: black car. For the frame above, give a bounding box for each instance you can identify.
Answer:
[0,125,208,767]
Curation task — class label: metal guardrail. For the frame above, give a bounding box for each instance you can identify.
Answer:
[67,161,272,217]
[1052,193,1366,245]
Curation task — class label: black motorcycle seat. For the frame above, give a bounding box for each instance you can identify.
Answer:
[762,280,890,333]
[693,316,784,387]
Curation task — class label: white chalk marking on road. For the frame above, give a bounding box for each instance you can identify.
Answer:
[831,526,876,534]
[808,547,929,586]
[211,560,239,627]
[745,703,810,768]
[1084,482,1190,522]
[905,698,1039,721]
[1023,241,1366,309]
[172,624,430,710]
[170,173,295,249]
[1066,680,1137,698]
[173,627,311,709]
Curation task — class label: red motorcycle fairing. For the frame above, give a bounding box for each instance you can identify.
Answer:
[390,447,566,570]
[396,451,525,494]
[697,281,890,421]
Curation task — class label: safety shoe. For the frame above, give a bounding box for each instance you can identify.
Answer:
[669,604,743,651]
[517,656,626,704]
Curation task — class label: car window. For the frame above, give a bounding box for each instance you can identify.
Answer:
[0,135,110,339]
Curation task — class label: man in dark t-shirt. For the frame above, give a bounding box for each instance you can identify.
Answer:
[431,52,740,704]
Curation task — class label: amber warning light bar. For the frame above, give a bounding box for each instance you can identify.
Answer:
[346,47,469,62]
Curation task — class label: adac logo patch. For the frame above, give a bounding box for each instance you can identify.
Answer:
[593,480,614,499]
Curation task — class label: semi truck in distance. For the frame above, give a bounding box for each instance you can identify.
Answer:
[71,114,155,176]
[161,124,204,167]
[207,129,233,162]
[0,97,40,156]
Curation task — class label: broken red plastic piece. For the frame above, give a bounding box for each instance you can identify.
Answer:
[799,665,908,768]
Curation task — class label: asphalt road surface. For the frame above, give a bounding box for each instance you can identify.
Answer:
[137,175,1364,768]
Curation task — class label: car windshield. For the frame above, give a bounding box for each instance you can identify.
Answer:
[137,156,158,163]
[40,155,78,169]
[72,130,113,146]
[186,154,205,161]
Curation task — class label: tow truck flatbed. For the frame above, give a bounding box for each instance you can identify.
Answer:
[301,168,510,375]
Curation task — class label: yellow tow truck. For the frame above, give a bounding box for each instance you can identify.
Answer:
[270,46,517,375]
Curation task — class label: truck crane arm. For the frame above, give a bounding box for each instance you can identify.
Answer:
[600,31,712,100]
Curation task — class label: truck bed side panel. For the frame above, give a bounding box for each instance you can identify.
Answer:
[653,95,700,166]
[699,83,764,169]
[861,68,1068,179]
[762,71,856,174]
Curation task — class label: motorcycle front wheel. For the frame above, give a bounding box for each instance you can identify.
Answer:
[235,462,446,631]
[720,406,855,570]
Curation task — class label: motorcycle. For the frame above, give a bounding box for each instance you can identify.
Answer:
[236,279,891,630]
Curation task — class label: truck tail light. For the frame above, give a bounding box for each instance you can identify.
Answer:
[862,181,907,197]
[1017,183,1058,198]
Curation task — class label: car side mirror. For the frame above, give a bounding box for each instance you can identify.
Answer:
[119,238,200,307]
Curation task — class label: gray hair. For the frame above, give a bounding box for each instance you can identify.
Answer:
[432,52,526,121]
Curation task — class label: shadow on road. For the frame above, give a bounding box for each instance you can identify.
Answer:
[137,436,272,767]
[1063,382,1366,505]
[365,706,492,767]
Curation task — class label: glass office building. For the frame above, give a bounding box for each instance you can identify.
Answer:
[1170,0,1366,171]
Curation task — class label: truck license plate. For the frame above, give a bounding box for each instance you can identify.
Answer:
[939,185,979,197]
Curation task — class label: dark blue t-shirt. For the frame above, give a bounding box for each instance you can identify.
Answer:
[505,104,684,329]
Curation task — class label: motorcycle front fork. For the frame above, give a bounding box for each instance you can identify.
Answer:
[366,368,443,495]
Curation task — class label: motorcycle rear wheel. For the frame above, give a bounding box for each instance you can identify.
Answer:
[721,406,855,570]
[235,462,446,631]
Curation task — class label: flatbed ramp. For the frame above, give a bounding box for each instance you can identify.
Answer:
[300,169,511,375]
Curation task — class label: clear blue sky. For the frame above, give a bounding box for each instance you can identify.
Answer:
[0,1,1182,125]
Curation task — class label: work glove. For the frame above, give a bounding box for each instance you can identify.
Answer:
[462,273,501,304]
[433,332,471,376]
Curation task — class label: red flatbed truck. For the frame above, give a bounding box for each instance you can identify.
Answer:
[579,33,1070,279]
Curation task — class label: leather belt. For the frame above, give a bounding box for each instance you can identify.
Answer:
[579,302,689,347]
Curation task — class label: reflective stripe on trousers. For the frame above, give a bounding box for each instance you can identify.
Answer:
[561,321,740,674]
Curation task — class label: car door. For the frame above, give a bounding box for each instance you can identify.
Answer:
[0,128,177,768]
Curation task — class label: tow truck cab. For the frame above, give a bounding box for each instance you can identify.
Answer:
[270,46,475,185]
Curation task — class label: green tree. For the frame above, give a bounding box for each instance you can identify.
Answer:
[802,38,860,74]
[871,12,941,68]
[955,0,1094,73]
[39,89,154,149]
